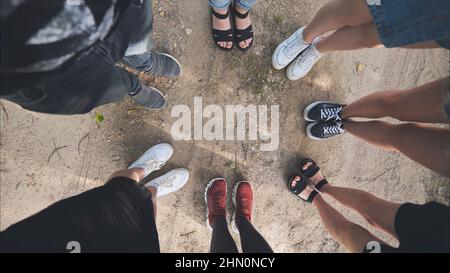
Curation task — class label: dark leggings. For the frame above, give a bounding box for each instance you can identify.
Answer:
[210,216,273,253]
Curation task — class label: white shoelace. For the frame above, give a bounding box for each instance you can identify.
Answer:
[284,34,306,59]
[157,174,180,189]
[323,124,344,135]
[298,46,321,70]
[320,107,342,122]
[135,159,164,175]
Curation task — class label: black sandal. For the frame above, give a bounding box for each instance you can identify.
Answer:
[287,175,318,203]
[299,158,328,192]
[233,7,254,51]
[211,8,234,51]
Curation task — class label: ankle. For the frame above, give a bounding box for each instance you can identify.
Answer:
[341,106,350,119]
[146,186,158,198]
[319,183,332,194]
[314,38,325,54]
[235,4,248,14]
[235,215,249,228]
[127,168,145,181]
[213,7,228,15]
[312,193,324,206]
[211,214,227,226]
[302,28,313,44]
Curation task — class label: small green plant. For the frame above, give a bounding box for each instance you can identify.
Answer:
[94,112,104,124]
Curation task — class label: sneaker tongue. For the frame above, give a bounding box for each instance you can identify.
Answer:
[286,38,303,58]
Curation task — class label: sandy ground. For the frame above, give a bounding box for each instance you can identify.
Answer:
[1,0,449,253]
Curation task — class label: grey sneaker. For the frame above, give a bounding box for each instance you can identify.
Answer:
[130,85,166,110]
[122,52,182,78]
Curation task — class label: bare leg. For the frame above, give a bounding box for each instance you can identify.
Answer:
[316,23,382,53]
[321,184,400,239]
[291,173,388,253]
[303,0,373,43]
[304,162,400,240]
[344,120,450,177]
[108,168,158,219]
[312,195,385,253]
[342,78,450,123]
[108,168,144,182]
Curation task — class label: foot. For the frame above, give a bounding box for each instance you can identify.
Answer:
[231,181,253,233]
[122,52,182,78]
[145,168,189,198]
[234,5,253,50]
[272,27,310,70]
[289,176,316,201]
[287,37,323,81]
[130,85,166,110]
[128,143,173,177]
[212,8,233,50]
[304,101,345,122]
[301,161,329,192]
[205,178,227,231]
[306,120,345,140]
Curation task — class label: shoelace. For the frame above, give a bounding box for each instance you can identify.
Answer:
[140,159,164,172]
[323,123,344,135]
[157,174,179,189]
[298,46,321,69]
[284,34,306,59]
[320,107,342,122]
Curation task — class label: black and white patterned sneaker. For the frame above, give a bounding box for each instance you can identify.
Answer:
[122,52,182,78]
[306,121,345,140]
[303,101,345,122]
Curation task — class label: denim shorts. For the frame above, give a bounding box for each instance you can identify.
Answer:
[367,0,450,49]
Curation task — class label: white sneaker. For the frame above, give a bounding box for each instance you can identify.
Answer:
[286,37,323,81]
[145,168,190,197]
[128,143,173,177]
[272,27,310,70]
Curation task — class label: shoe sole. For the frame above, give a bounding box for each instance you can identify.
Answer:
[204,178,226,231]
[231,181,249,234]
[303,101,330,122]
[160,53,183,77]
[306,122,325,141]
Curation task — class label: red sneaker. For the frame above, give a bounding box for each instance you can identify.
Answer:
[204,178,227,231]
[232,181,253,233]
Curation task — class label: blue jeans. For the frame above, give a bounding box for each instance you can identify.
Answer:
[209,0,256,10]
[2,0,153,115]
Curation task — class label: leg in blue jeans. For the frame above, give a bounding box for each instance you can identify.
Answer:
[122,0,181,79]
[209,0,256,10]
[122,0,155,74]
[209,0,256,50]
